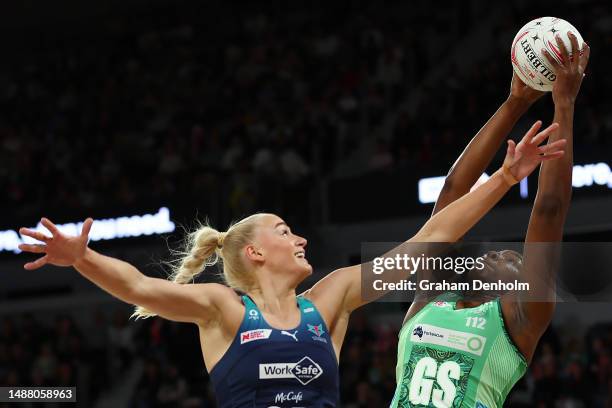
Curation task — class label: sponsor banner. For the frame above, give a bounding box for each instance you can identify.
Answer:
[241,329,272,344]
[274,391,303,404]
[259,363,295,380]
[410,324,486,356]
[248,310,260,320]
[259,357,323,385]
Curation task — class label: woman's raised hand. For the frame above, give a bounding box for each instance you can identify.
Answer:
[509,71,545,105]
[18,218,94,270]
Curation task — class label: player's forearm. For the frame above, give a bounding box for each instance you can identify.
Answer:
[416,169,511,242]
[534,103,574,212]
[73,248,146,303]
[434,97,529,214]
[382,170,513,298]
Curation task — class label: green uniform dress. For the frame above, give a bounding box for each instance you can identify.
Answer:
[390,293,527,408]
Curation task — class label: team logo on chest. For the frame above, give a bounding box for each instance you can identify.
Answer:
[307,324,327,343]
[308,324,324,337]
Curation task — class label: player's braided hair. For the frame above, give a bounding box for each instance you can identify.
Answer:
[130,214,265,320]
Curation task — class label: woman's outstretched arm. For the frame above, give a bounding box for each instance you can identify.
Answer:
[18,218,237,325]
[308,121,566,317]
[433,72,544,216]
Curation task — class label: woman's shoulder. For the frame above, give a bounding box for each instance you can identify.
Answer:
[195,284,244,330]
[190,283,244,314]
[191,282,241,298]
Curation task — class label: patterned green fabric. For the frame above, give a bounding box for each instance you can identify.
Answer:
[390,294,527,408]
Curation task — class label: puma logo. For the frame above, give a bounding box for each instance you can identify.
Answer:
[281,330,299,342]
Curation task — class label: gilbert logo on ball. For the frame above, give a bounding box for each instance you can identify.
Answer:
[511,17,584,92]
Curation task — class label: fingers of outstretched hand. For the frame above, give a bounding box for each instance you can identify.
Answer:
[523,121,543,143]
[531,123,560,146]
[24,255,49,270]
[19,228,51,243]
[538,139,567,154]
[504,140,516,165]
[81,218,94,237]
[41,218,60,236]
[506,139,516,154]
[18,244,46,254]
[539,151,565,161]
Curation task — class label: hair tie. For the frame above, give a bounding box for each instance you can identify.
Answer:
[217,232,226,249]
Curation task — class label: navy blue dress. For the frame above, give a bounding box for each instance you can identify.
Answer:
[209,295,339,407]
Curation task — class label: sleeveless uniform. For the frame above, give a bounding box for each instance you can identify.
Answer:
[209,295,339,407]
[390,292,527,408]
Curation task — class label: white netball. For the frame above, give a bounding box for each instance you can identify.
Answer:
[511,17,584,92]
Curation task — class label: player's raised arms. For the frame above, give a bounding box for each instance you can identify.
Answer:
[504,32,590,362]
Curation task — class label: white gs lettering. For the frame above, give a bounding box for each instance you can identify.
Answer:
[409,357,436,405]
[409,357,460,408]
[433,361,460,406]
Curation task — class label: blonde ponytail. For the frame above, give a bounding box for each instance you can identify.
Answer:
[130,214,265,320]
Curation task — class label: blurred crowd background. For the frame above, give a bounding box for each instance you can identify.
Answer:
[1,0,611,407]
[2,0,611,228]
[1,309,611,407]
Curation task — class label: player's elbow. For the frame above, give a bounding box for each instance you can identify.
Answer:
[441,176,456,193]
[412,229,451,243]
[533,195,569,220]
[525,302,556,336]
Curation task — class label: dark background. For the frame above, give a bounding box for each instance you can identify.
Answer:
[1,0,611,407]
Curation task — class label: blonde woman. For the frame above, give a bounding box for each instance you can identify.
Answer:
[18,122,564,407]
